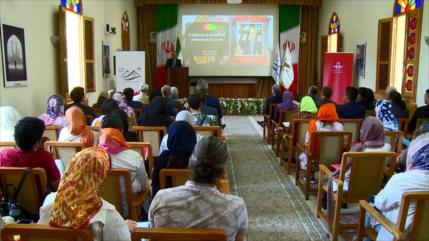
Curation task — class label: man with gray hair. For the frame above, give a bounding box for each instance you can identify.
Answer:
[133,83,150,103]
[162,85,183,116]
[149,136,248,241]
[258,83,282,127]
[196,79,223,120]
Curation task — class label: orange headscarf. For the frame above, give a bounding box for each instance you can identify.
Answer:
[65,107,93,148]
[49,147,110,229]
[98,128,129,154]
[307,103,339,152]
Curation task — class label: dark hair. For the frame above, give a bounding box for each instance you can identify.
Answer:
[111,109,129,132]
[95,95,107,108]
[345,86,358,101]
[101,99,119,115]
[14,117,45,151]
[70,87,85,103]
[123,88,134,103]
[197,90,207,103]
[426,89,429,95]
[321,86,332,99]
[359,87,375,103]
[101,113,124,132]
[187,94,201,110]
[190,137,228,184]
[309,85,319,96]
[389,91,406,110]
[149,89,162,102]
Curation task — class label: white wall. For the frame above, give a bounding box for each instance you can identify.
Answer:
[0,0,137,116]
[318,0,429,106]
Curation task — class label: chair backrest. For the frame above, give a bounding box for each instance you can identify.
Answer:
[43,125,62,141]
[309,131,352,166]
[340,152,396,201]
[134,108,142,121]
[1,224,93,241]
[99,168,133,217]
[365,110,375,117]
[131,227,227,241]
[268,103,277,118]
[396,118,409,133]
[131,126,167,157]
[384,131,403,152]
[126,142,154,177]
[290,119,310,146]
[397,192,429,241]
[278,109,297,123]
[0,167,47,216]
[339,119,362,142]
[44,141,84,168]
[194,126,222,138]
[0,141,16,152]
[89,126,101,146]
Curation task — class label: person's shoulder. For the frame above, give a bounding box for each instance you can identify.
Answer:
[34,150,55,161]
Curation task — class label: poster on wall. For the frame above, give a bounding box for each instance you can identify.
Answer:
[102,42,110,78]
[1,23,28,87]
[323,52,353,104]
[355,43,366,78]
[115,51,145,91]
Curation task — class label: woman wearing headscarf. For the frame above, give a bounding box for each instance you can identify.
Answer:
[138,96,172,128]
[112,92,136,123]
[294,96,318,119]
[99,125,149,216]
[38,147,135,241]
[273,91,298,122]
[58,107,94,147]
[0,106,22,141]
[151,121,197,197]
[111,109,139,142]
[362,132,429,241]
[375,98,399,131]
[39,95,68,127]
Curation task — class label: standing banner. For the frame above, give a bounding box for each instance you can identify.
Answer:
[279,5,301,95]
[115,51,145,92]
[323,52,353,104]
[272,44,281,84]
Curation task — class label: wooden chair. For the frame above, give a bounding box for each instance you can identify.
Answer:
[194,126,222,138]
[0,141,16,152]
[1,224,93,241]
[316,152,397,241]
[396,118,409,133]
[0,167,48,217]
[131,126,167,157]
[89,126,101,146]
[44,141,84,169]
[339,119,362,143]
[365,110,375,117]
[385,131,403,153]
[43,125,62,141]
[134,108,142,121]
[127,142,154,177]
[85,114,93,125]
[131,227,227,241]
[357,192,429,241]
[280,119,310,174]
[296,131,352,200]
[271,109,297,155]
[99,168,150,220]
[263,103,277,143]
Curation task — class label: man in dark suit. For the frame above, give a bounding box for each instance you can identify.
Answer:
[165,51,182,68]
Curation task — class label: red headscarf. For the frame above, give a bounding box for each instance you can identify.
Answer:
[307,103,339,147]
[65,107,94,148]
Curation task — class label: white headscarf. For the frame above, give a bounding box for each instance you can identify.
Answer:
[175,110,193,126]
[0,106,22,141]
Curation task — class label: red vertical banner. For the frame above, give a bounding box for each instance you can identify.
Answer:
[323,53,354,104]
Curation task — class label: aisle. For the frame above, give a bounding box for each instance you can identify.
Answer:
[223,116,329,241]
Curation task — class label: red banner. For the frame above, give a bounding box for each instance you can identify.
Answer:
[323,53,354,104]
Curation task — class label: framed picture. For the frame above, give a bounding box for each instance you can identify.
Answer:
[356,43,366,78]
[102,41,110,78]
[1,23,28,87]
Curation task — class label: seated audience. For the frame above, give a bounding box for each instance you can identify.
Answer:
[0,106,22,141]
[68,87,96,121]
[320,86,335,106]
[375,87,399,131]
[308,85,322,107]
[151,120,197,197]
[337,86,365,119]
[149,89,162,102]
[357,87,376,110]
[138,96,172,128]
[112,109,139,142]
[59,107,94,147]
[39,95,68,127]
[123,87,143,109]
[273,91,298,122]
[198,91,219,118]
[0,117,60,191]
[99,117,149,216]
[92,91,110,109]
[149,137,248,241]
[363,132,429,241]
[162,85,183,116]
[38,147,135,241]
[91,99,119,127]
[397,121,429,172]
[408,89,429,132]
[264,83,282,116]
[133,83,150,103]
[187,94,219,126]
[112,92,136,122]
[196,79,223,120]
[294,96,318,119]
[389,90,409,118]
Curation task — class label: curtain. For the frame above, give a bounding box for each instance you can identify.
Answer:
[298,6,319,100]
[137,6,157,88]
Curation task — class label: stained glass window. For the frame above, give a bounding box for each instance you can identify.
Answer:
[61,0,82,14]
[328,12,340,34]
[121,12,129,32]
[395,0,422,15]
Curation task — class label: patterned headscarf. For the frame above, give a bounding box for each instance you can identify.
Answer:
[0,106,22,141]
[49,147,110,229]
[300,96,318,113]
[351,117,385,152]
[99,128,129,154]
[407,132,429,171]
[65,107,93,148]
[375,99,398,131]
[277,91,298,110]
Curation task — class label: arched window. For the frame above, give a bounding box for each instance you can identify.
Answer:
[395,0,422,15]
[328,12,340,34]
[327,12,340,52]
[121,11,130,50]
[61,0,82,14]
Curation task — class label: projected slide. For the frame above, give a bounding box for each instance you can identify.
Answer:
[181,15,274,76]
